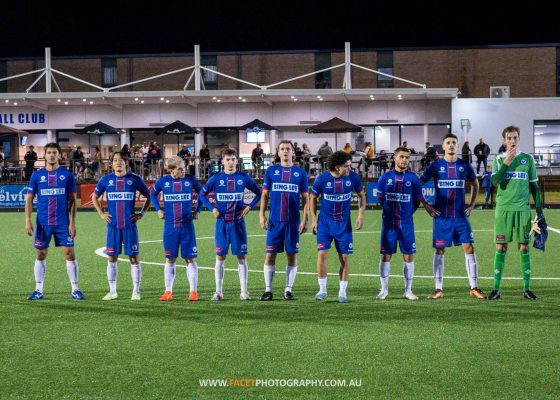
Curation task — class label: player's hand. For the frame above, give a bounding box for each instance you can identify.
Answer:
[299,219,308,234]
[425,204,440,217]
[311,220,318,235]
[260,215,268,230]
[529,215,542,236]
[99,212,112,223]
[25,220,34,236]
[193,211,199,220]
[157,210,164,219]
[240,206,251,219]
[69,224,76,239]
[504,145,516,165]
[355,216,363,230]
[464,205,474,217]
[130,212,144,222]
[212,208,221,219]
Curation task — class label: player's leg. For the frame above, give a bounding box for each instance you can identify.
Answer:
[283,220,301,300]
[126,225,142,300]
[400,221,417,300]
[378,223,396,299]
[429,218,448,299]
[28,222,51,300]
[161,226,178,301]
[517,211,536,300]
[337,252,350,303]
[334,223,353,303]
[181,223,199,301]
[61,245,85,300]
[490,210,513,300]
[428,249,445,299]
[402,254,418,300]
[212,219,227,301]
[315,250,329,300]
[462,242,485,298]
[103,226,120,300]
[261,252,277,301]
[232,220,250,300]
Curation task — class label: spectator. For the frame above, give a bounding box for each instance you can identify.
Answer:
[199,144,210,161]
[24,145,38,180]
[178,145,191,161]
[374,149,389,174]
[363,142,375,174]
[87,146,101,178]
[121,144,131,159]
[473,138,490,175]
[294,142,303,163]
[402,141,417,154]
[72,146,85,174]
[302,143,311,172]
[461,141,472,163]
[480,165,494,208]
[317,141,333,164]
[498,143,507,153]
[251,143,264,178]
[342,143,353,153]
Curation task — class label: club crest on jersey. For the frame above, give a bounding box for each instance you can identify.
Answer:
[405,181,411,187]
[59,175,65,180]
[440,166,445,171]
[127,180,133,185]
[388,179,393,184]
[294,172,299,177]
[520,158,527,164]
[185,181,190,187]
[237,179,243,185]
[345,181,351,187]
[165,182,170,187]
[40,176,46,182]
[459,167,464,172]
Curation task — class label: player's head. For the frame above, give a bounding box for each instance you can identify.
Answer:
[502,126,520,150]
[393,146,411,172]
[166,155,185,179]
[328,151,352,176]
[44,142,62,166]
[222,148,237,173]
[276,140,294,163]
[111,151,127,175]
[442,133,458,156]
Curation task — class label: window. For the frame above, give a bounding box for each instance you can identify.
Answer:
[0,61,6,92]
[556,47,560,96]
[203,65,217,83]
[315,52,331,88]
[101,58,117,87]
[377,51,394,88]
[201,55,218,89]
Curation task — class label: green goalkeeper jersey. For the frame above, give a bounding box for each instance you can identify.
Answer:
[492,152,538,212]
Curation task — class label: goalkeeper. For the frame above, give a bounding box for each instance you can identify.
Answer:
[489,126,544,301]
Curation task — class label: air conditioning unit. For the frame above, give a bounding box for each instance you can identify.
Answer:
[490,86,510,98]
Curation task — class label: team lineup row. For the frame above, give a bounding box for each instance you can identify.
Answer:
[24,126,545,303]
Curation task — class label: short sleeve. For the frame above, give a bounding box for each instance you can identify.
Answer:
[201,175,215,195]
[376,175,386,198]
[352,172,364,193]
[137,176,150,196]
[311,175,322,196]
[412,175,423,200]
[28,172,38,195]
[263,168,272,190]
[67,172,77,193]
[94,177,106,196]
[150,178,162,195]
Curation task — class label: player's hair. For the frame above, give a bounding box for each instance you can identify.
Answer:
[502,125,520,138]
[110,151,128,162]
[393,146,411,155]
[222,148,237,158]
[442,133,458,142]
[276,140,295,152]
[327,151,352,171]
[44,142,61,154]
[166,155,185,170]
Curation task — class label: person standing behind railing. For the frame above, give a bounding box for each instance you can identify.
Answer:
[24,145,38,181]
[302,143,311,173]
[473,138,490,175]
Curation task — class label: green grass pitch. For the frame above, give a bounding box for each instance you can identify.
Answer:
[1,209,559,399]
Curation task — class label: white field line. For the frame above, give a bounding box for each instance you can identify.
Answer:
[92,227,560,281]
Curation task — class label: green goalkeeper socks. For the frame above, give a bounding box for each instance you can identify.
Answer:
[493,250,506,290]
[520,249,531,291]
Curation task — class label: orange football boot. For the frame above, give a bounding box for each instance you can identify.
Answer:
[427,289,444,300]
[159,291,173,301]
[469,287,486,299]
[188,290,199,302]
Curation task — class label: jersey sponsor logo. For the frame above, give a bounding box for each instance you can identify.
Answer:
[216,192,244,202]
[323,193,352,202]
[440,166,445,171]
[520,159,527,164]
[40,188,66,195]
[165,182,170,187]
[59,175,65,180]
[40,176,46,182]
[108,180,114,186]
[496,235,506,241]
[387,179,393,184]
[274,170,280,175]
[505,172,527,180]
[437,180,465,188]
[326,182,332,188]
[385,193,411,202]
[107,191,135,201]
[163,193,191,202]
[271,182,299,193]
[219,180,225,186]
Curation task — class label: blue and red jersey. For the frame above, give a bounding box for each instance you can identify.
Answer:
[94,173,150,229]
[420,158,476,218]
[263,164,308,222]
[377,170,423,224]
[150,175,203,228]
[199,171,261,223]
[311,171,363,222]
[28,167,76,226]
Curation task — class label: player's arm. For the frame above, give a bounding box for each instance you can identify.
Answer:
[68,192,77,238]
[92,191,111,223]
[241,176,262,218]
[199,177,219,218]
[299,191,309,234]
[259,188,269,230]
[150,182,164,220]
[131,185,152,222]
[355,189,366,230]
[193,178,203,219]
[309,192,319,234]
[465,176,479,217]
[25,192,35,236]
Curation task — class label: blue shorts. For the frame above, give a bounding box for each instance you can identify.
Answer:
[163,222,197,259]
[433,216,474,248]
[266,220,300,254]
[34,222,74,249]
[215,219,248,256]
[316,215,353,254]
[380,219,416,255]
[106,224,139,256]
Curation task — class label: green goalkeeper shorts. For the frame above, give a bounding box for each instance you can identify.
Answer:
[494,210,532,244]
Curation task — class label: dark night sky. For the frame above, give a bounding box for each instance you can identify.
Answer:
[2,1,559,58]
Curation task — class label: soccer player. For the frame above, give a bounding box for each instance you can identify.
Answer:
[92,151,151,300]
[199,149,262,301]
[150,156,202,301]
[376,146,437,300]
[25,142,85,300]
[259,140,309,301]
[489,126,543,300]
[310,151,366,302]
[420,133,485,299]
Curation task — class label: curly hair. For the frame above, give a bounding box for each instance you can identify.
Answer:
[166,155,185,170]
[327,151,352,171]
